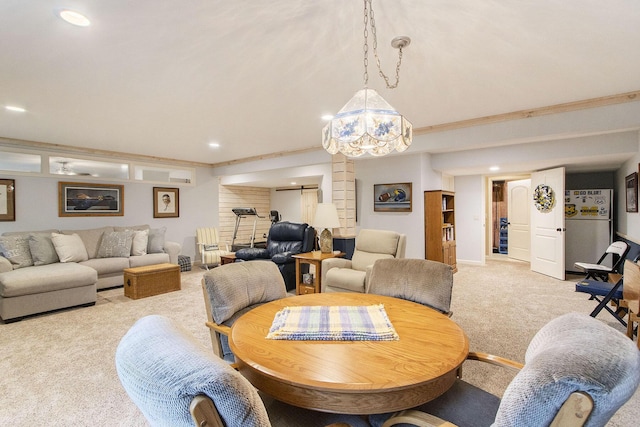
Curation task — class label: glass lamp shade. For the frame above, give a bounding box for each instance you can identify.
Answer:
[313,203,341,253]
[322,88,412,157]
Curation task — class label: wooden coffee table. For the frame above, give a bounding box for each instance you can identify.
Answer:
[229,292,469,414]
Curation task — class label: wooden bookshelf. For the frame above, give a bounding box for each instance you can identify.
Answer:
[424,190,457,272]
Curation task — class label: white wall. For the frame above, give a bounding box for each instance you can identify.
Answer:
[270,188,302,223]
[616,133,640,242]
[453,175,485,264]
[0,166,219,261]
[354,154,428,259]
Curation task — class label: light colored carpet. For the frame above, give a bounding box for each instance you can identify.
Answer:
[0,257,638,426]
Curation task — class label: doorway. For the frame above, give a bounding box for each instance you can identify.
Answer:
[486,175,531,261]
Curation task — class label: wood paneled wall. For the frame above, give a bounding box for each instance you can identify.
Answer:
[218,185,271,248]
[332,154,356,238]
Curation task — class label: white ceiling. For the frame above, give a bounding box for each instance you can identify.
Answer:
[2,1,640,174]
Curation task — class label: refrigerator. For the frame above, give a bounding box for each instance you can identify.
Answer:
[564,189,613,273]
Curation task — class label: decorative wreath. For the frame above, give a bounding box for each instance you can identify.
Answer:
[533,184,556,213]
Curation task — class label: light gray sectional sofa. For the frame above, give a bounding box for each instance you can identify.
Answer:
[0,225,181,322]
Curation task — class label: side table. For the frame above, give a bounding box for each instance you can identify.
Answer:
[293,251,344,295]
[220,253,236,265]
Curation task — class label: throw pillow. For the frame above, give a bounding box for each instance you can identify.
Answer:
[147,227,166,254]
[130,229,149,256]
[28,233,60,266]
[0,235,34,269]
[51,233,89,263]
[97,230,134,258]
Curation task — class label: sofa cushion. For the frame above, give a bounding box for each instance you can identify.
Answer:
[80,257,130,275]
[128,253,170,268]
[0,263,97,297]
[52,233,89,263]
[62,226,113,259]
[97,230,134,258]
[130,229,149,256]
[28,233,60,266]
[0,235,33,269]
[148,227,166,253]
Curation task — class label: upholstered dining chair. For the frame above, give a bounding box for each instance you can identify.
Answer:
[368,312,640,427]
[196,227,231,270]
[367,258,454,316]
[115,315,368,427]
[322,229,406,293]
[201,260,287,362]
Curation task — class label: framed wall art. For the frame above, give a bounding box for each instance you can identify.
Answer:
[58,182,124,217]
[626,172,638,213]
[153,187,179,218]
[374,182,412,212]
[0,179,16,221]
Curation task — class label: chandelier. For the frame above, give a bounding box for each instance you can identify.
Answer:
[322,0,412,157]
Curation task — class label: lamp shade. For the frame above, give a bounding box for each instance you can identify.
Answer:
[313,203,341,229]
[322,88,412,157]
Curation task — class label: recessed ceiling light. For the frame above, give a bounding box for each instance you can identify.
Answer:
[321,115,334,121]
[5,106,26,112]
[489,166,500,171]
[209,142,220,148]
[291,182,297,185]
[59,10,91,27]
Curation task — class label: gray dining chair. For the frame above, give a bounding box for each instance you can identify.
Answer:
[367,258,453,316]
[115,314,369,427]
[369,312,640,427]
[201,260,287,362]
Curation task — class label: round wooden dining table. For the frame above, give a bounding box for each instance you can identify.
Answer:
[229,292,469,415]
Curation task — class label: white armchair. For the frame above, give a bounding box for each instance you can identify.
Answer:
[196,227,231,270]
[322,229,406,293]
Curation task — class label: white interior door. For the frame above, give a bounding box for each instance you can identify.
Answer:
[530,167,565,279]
[507,179,531,262]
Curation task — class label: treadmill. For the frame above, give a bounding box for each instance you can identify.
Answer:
[231,207,266,251]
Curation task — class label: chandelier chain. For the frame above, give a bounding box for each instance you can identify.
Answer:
[363,0,402,89]
[363,0,369,86]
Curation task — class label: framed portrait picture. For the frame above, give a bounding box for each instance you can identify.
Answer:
[0,179,16,221]
[153,187,179,218]
[626,172,638,213]
[58,182,124,217]
[374,182,412,212]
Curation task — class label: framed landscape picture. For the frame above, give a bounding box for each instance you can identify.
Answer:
[153,187,179,218]
[374,182,412,212]
[0,179,15,221]
[58,182,124,217]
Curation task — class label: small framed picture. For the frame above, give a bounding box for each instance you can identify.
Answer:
[0,179,16,221]
[625,172,638,213]
[303,273,314,285]
[153,187,179,218]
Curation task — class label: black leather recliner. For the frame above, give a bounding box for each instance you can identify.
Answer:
[235,221,315,291]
